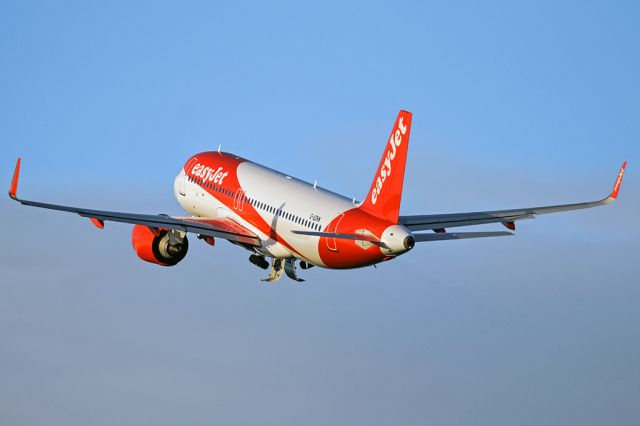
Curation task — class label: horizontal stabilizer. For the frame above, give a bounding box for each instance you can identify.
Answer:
[413,231,513,242]
[291,230,387,247]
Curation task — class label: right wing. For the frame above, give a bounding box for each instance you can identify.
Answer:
[8,158,261,246]
[400,162,626,233]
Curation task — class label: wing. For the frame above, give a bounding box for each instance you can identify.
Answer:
[8,158,261,246]
[400,162,626,232]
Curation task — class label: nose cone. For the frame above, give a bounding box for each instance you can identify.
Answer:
[380,224,415,256]
[174,170,189,213]
[173,172,183,197]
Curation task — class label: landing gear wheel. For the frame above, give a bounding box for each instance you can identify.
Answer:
[262,258,285,283]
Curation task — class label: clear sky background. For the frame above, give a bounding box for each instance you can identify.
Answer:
[1,1,639,425]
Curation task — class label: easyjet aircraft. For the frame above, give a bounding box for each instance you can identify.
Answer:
[9,111,626,282]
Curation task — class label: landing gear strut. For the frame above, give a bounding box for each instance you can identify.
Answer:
[284,259,305,282]
[262,258,285,282]
[260,258,306,283]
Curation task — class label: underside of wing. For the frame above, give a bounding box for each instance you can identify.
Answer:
[8,158,260,246]
[400,162,626,232]
[19,198,260,246]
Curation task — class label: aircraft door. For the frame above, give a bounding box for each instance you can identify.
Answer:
[234,188,245,211]
[326,213,344,251]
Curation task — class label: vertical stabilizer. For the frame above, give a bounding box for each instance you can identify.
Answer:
[359,110,412,222]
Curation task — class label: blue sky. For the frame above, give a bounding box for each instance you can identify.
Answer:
[1,1,639,425]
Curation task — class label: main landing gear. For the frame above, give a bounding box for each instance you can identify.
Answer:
[249,255,308,282]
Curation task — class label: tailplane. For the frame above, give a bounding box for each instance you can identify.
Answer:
[359,110,412,223]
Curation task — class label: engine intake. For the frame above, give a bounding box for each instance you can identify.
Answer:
[131,225,189,266]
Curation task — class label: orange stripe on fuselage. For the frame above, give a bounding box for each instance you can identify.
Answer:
[183,151,395,268]
[182,152,309,260]
[317,207,393,269]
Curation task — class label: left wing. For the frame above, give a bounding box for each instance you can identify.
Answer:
[400,162,626,232]
[8,158,261,246]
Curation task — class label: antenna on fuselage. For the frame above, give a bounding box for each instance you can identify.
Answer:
[217,144,221,154]
[313,179,317,190]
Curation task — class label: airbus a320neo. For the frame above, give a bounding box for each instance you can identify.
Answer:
[9,111,626,281]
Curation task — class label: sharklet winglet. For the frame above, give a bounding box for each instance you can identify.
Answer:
[609,161,627,200]
[9,158,21,200]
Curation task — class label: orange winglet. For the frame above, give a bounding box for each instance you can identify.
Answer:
[9,158,21,200]
[610,161,627,200]
[89,217,105,229]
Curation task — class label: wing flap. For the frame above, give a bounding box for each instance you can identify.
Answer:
[401,212,535,231]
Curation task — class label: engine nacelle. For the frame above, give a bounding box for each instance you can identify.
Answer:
[131,225,189,266]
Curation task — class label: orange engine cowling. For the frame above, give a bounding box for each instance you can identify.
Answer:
[131,225,189,266]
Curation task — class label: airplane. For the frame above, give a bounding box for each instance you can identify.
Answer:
[8,110,627,282]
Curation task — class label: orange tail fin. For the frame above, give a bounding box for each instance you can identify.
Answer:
[359,110,412,223]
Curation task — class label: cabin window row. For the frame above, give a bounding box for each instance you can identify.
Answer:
[189,176,234,197]
[189,176,322,231]
[246,197,321,231]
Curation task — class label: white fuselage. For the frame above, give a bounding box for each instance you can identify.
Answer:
[174,160,357,266]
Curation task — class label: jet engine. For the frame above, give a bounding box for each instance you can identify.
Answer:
[131,225,189,266]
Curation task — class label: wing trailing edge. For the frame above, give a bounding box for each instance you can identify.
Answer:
[400,162,627,232]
